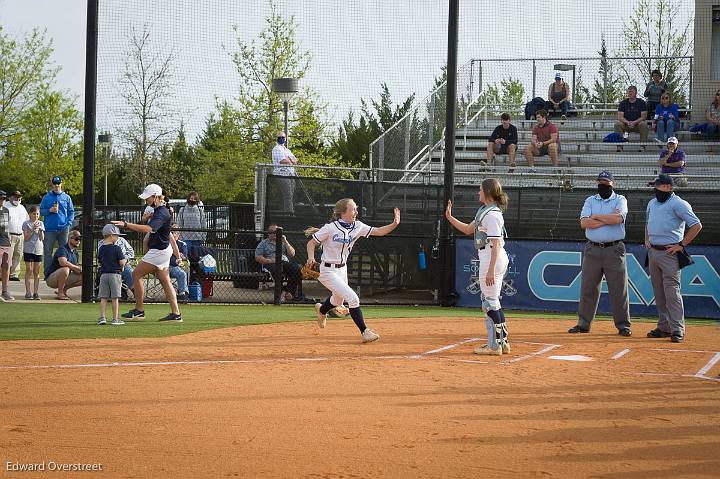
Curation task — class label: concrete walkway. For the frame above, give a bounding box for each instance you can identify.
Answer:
[3,277,82,303]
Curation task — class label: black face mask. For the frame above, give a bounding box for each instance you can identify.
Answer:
[597,184,613,199]
[654,189,672,203]
[187,199,197,206]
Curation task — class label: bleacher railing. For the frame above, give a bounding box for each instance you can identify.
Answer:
[368,58,482,179]
[370,55,694,176]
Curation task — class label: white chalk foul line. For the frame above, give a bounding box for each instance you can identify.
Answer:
[421,338,481,356]
[611,348,631,360]
[0,355,424,371]
[502,344,561,364]
[695,352,720,379]
[652,348,718,354]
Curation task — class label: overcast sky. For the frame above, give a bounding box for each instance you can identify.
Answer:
[1,0,695,144]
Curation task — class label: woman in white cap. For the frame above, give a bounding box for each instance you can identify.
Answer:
[112,183,183,322]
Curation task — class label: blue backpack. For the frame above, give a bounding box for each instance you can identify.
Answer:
[602,132,628,143]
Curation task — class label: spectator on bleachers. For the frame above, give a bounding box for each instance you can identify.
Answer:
[690,90,720,140]
[644,69,668,115]
[614,86,648,142]
[654,93,680,143]
[546,73,570,123]
[521,110,560,173]
[658,137,686,175]
[485,113,518,166]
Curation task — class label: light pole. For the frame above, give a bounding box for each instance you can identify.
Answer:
[98,133,112,205]
[271,78,299,144]
[554,63,576,105]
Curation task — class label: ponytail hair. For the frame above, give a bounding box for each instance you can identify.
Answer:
[304,227,319,237]
[331,198,355,220]
[481,178,509,211]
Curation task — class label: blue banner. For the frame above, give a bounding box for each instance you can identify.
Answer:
[455,239,720,319]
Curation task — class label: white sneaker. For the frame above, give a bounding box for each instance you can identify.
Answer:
[1,291,15,301]
[362,329,380,343]
[473,344,502,356]
[315,303,326,329]
[111,318,125,326]
[97,317,107,325]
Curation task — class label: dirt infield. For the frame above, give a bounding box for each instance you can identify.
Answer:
[1,316,719,478]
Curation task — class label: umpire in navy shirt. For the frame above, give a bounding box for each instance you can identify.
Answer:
[644,174,702,343]
[569,171,632,336]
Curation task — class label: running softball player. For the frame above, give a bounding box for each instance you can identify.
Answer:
[306,198,400,343]
[445,178,510,355]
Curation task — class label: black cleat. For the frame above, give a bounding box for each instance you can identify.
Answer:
[568,325,590,334]
[159,313,183,322]
[618,328,632,337]
[647,328,671,338]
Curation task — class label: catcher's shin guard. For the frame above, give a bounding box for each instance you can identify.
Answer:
[484,317,500,351]
[499,322,510,354]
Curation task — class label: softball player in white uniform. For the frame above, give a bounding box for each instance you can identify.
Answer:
[306,198,401,343]
[445,178,510,355]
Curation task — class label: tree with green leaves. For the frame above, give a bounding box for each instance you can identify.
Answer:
[193,102,263,203]
[479,77,525,113]
[618,0,692,105]
[0,27,84,200]
[0,27,58,149]
[229,0,311,152]
[331,83,416,169]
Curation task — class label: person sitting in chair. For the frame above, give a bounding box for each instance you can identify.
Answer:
[255,224,305,302]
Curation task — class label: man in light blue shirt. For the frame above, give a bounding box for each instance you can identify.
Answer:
[569,171,632,336]
[644,174,702,343]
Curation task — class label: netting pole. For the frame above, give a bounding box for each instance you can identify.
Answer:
[439,0,458,306]
[532,60,536,98]
[81,0,99,303]
[688,57,693,113]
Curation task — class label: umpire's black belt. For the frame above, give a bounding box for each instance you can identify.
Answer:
[650,244,678,251]
[588,240,623,248]
[324,262,346,268]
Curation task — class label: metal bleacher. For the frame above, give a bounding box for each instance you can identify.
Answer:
[419,115,719,190]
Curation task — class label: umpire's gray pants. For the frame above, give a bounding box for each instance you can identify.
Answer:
[277,177,295,213]
[577,241,631,331]
[648,247,684,336]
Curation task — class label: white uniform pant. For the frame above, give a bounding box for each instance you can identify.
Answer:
[318,264,360,309]
[477,246,509,302]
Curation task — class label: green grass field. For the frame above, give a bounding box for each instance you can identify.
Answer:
[0,303,714,341]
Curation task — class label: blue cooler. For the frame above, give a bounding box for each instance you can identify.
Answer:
[189,282,202,302]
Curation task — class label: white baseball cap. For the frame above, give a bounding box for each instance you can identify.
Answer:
[138,183,163,199]
[667,136,679,144]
